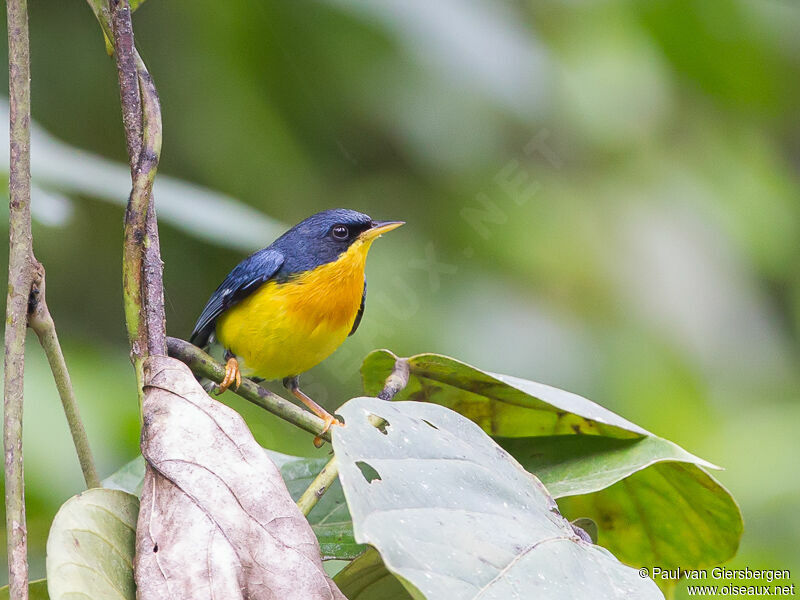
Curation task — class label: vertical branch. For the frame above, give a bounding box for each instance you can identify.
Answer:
[110,2,141,164]
[108,0,166,409]
[136,57,167,356]
[28,269,101,489]
[4,0,32,595]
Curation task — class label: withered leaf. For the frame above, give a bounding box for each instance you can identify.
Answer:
[135,356,345,600]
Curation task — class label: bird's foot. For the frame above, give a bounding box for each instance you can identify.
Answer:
[313,414,339,448]
[216,357,241,394]
[286,384,341,445]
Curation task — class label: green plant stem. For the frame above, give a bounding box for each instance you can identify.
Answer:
[297,456,338,517]
[28,269,101,489]
[166,337,333,443]
[4,0,32,596]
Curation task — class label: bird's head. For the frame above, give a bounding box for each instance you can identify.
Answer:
[274,208,404,274]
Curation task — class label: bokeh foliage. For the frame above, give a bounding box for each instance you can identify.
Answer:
[0,1,798,597]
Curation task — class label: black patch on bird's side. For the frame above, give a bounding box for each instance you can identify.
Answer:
[349,278,366,336]
[190,209,376,348]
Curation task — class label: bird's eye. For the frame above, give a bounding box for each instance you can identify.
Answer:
[332,225,349,240]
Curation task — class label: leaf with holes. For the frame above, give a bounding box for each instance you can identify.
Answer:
[45,488,138,600]
[362,351,742,575]
[332,396,664,599]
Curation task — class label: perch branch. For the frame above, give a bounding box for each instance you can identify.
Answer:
[28,268,101,489]
[166,337,333,443]
[296,456,338,517]
[4,0,33,595]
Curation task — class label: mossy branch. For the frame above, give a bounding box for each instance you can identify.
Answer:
[92,0,166,412]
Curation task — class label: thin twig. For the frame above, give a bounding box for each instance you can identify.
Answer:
[4,0,33,595]
[28,268,101,489]
[296,456,338,517]
[167,337,333,443]
[377,357,410,401]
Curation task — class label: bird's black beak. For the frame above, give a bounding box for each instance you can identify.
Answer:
[361,220,405,240]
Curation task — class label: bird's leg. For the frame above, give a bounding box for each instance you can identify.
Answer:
[283,376,341,437]
[216,350,241,394]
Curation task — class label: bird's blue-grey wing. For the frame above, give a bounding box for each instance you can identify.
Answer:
[190,248,285,347]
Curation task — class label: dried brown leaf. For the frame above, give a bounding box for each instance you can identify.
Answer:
[135,356,345,600]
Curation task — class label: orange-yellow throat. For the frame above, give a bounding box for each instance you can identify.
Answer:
[215,235,374,381]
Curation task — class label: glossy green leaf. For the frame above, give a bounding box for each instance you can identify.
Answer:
[557,464,742,575]
[0,579,49,600]
[362,350,652,438]
[332,396,663,599]
[46,488,138,600]
[361,350,742,573]
[333,548,413,600]
[102,450,363,560]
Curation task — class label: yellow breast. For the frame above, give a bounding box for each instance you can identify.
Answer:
[215,238,371,381]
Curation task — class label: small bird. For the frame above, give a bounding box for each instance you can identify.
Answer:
[190,209,403,432]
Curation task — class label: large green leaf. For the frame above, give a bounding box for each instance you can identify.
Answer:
[46,488,138,600]
[103,451,363,560]
[556,462,741,575]
[361,350,742,573]
[498,434,712,498]
[332,396,663,599]
[0,579,49,599]
[362,350,653,438]
[499,435,742,570]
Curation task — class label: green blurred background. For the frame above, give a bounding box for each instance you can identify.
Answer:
[1,0,798,596]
